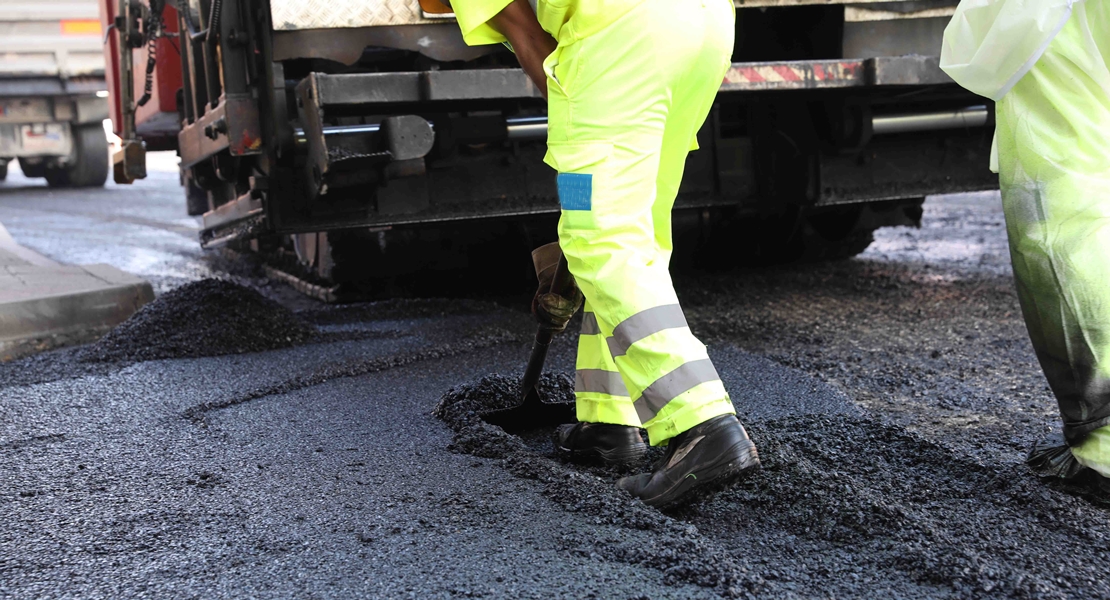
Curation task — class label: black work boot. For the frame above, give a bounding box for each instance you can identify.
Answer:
[617,414,759,509]
[554,422,648,466]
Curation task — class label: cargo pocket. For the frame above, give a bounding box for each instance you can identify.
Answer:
[545,140,613,231]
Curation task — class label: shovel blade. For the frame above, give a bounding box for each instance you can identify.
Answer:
[480,385,576,433]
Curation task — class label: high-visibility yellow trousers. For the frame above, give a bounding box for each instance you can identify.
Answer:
[541,0,736,445]
[996,2,1110,446]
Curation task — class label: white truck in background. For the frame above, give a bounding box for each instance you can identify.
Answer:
[0,1,110,187]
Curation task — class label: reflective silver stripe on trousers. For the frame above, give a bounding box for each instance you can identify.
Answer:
[634,359,721,423]
[607,304,689,358]
[575,369,629,397]
[581,312,601,336]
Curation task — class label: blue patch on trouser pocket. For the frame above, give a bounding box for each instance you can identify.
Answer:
[557,173,592,211]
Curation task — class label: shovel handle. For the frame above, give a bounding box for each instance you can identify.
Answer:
[520,251,572,400]
[519,329,553,400]
[548,253,573,297]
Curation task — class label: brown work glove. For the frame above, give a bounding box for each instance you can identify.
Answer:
[531,242,583,333]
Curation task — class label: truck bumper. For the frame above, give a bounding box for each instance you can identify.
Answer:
[0,123,73,158]
[0,94,108,158]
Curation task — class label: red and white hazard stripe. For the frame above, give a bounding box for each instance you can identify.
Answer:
[721,59,865,91]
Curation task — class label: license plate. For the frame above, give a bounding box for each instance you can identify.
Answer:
[20,123,69,154]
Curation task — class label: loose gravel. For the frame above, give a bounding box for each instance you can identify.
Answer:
[78,279,318,363]
[7,192,1110,598]
[437,368,1110,598]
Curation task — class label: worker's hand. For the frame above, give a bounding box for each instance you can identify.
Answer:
[531,242,583,333]
[533,287,583,333]
[488,0,557,98]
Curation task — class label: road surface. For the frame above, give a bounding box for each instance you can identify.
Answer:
[1,158,1106,599]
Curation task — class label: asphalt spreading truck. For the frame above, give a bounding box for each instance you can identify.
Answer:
[100,0,996,297]
[1,1,111,187]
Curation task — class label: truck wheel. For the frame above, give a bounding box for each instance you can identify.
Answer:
[803,228,875,261]
[797,206,875,262]
[688,205,878,269]
[44,124,109,188]
[0,161,7,182]
[18,158,46,178]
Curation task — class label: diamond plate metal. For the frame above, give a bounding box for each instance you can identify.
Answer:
[270,0,917,30]
[270,0,435,30]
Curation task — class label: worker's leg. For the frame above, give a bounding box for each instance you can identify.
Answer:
[545,0,736,447]
[544,29,651,464]
[555,296,649,466]
[638,15,740,444]
[573,298,640,427]
[998,3,1110,476]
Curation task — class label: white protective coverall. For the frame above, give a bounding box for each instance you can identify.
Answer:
[941,0,1110,477]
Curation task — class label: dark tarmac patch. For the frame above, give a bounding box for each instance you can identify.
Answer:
[0,287,522,390]
[436,354,1110,599]
[434,373,762,597]
[300,298,513,325]
[185,327,520,422]
[0,346,118,389]
[700,415,1110,598]
[677,259,1046,466]
[0,432,66,451]
[79,279,318,363]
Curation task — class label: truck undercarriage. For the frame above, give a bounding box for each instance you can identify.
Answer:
[104,0,996,298]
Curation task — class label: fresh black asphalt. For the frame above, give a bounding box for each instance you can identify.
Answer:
[2,163,1108,598]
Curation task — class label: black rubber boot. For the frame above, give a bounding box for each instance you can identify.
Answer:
[617,414,759,509]
[554,422,648,466]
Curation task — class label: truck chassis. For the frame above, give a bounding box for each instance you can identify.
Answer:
[104,0,996,291]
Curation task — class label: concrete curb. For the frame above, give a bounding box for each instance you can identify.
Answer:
[0,267,154,360]
[0,224,154,360]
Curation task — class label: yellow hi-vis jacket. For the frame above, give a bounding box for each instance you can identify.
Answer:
[452,0,648,46]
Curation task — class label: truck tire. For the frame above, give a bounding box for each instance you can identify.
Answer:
[0,161,7,182]
[686,205,878,269]
[18,158,46,178]
[44,123,109,188]
[797,206,876,262]
[802,227,875,262]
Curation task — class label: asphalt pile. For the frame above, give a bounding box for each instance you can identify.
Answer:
[433,373,576,458]
[436,371,1110,599]
[434,373,762,596]
[79,279,318,363]
[709,415,1110,598]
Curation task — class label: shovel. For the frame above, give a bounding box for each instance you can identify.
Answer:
[481,246,578,432]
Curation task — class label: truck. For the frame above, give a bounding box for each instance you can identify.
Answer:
[1,1,111,187]
[100,0,996,298]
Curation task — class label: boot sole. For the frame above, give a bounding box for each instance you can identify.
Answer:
[556,442,648,467]
[641,439,761,510]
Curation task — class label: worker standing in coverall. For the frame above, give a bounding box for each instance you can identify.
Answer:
[449,0,761,507]
[941,0,1110,487]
